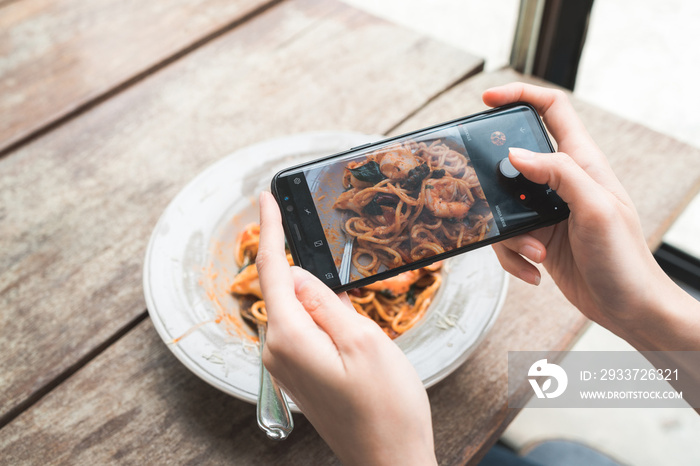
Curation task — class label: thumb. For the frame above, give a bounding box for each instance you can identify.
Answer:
[508,147,608,213]
[290,266,366,345]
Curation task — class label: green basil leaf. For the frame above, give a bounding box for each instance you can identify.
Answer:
[349,161,385,183]
[362,199,384,216]
[406,286,417,305]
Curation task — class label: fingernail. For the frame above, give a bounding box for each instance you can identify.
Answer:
[522,270,541,286]
[521,245,542,263]
[509,147,534,160]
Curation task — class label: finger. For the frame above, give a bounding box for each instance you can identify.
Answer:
[482,83,630,196]
[482,82,592,152]
[508,148,612,216]
[492,243,541,286]
[257,191,307,328]
[291,266,362,339]
[337,291,353,308]
[498,234,547,264]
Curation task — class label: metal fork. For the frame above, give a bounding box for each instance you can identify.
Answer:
[338,218,353,283]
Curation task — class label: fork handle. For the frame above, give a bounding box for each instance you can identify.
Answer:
[339,239,353,283]
[256,324,294,440]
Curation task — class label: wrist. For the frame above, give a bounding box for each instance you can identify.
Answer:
[618,269,700,351]
[332,417,437,466]
[340,445,437,466]
[352,435,437,466]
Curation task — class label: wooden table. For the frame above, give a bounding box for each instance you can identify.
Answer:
[1,0,699,464]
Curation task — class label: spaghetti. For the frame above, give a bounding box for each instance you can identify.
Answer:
[228,222,442,339]
[333,139,493,278]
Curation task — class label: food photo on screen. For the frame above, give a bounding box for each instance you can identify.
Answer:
[304,125,499,285]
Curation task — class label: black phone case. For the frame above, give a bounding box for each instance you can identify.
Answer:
[271,103,569,293]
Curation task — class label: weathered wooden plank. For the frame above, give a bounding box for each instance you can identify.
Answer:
[389,69,700,465]
[0,320,341,465]
[0,0,278,154]
[0,0,483,423]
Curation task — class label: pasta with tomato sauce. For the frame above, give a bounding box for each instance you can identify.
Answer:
[333,139,492,278]
[229,222,442,338]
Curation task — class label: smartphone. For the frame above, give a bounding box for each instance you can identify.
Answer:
[271,103,569,292]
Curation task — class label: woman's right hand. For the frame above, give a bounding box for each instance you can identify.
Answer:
[482,83,700,350]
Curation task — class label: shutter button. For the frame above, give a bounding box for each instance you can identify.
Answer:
[499,157,520,178]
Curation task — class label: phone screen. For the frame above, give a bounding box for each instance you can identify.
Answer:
[272,104,568,290]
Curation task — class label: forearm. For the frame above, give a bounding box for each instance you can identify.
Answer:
[621,268,700,352]
[615,270,700,408]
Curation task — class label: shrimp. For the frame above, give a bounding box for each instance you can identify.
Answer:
[229,264,263,299]
[234,223,260,266]
[364,269,422,295]
[333,188,364,215]
[229,254,294,299]
[364,262,443,295]
[424,178,474,219]
[375,145,421,180]
[422,260,443,272]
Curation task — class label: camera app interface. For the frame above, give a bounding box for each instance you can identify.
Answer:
[280,106,562,287]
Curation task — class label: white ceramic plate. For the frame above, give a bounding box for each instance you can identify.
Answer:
[143,132,508,411]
